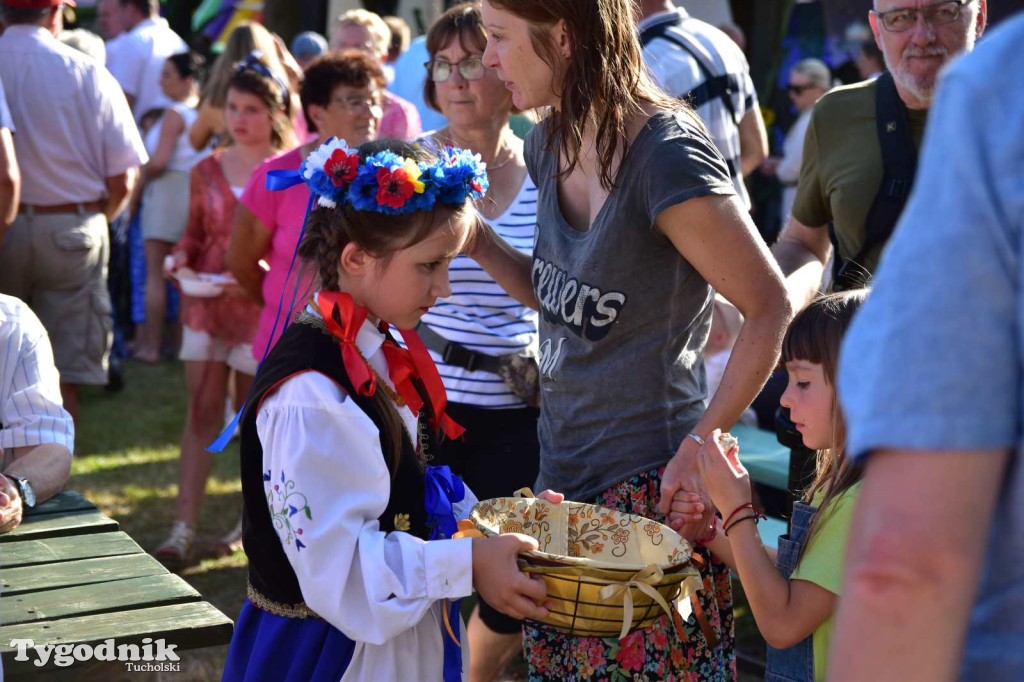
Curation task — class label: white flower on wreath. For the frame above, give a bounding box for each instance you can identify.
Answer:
[302,137,357,208]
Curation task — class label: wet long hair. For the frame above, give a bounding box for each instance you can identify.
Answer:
[486,0,688,191]
[297,140,475,471]
[780,289,868,557]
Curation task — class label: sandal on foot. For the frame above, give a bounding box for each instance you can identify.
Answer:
[207,517,243,558]
[154,521,196,570]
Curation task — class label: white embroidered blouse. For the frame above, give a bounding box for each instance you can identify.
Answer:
[257,314,477,681]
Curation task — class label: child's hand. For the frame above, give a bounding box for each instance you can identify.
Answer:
[472,534,551,621]
[696,428,751,514]
[535,489,564,504]
[667,491,706,529]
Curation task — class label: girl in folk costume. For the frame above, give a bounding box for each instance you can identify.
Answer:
[222,138,559,682]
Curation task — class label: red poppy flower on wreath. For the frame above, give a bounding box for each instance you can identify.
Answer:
[376,166,416,209]
[325,149,359,187]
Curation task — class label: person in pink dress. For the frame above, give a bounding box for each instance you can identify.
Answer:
[331,9,422,140]
[229,50,385,362]
[155,58,296,567]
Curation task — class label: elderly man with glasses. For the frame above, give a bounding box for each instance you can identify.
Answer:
[772,0,987,306]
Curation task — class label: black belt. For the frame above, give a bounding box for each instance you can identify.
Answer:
[416,324,503,374]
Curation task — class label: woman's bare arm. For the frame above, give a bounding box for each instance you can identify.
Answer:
[228,204,272,304]
[142,109,185,181]
[466,219,538,309]
[657,194,791,538]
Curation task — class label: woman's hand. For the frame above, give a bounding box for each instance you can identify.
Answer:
[660,435,715,540]
[163,251,188,279]
[472,534,551,621]
[697,428,751,515]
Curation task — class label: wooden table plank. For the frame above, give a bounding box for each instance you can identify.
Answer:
[0,601,234,675]
[1,574,200,626]
[24,490,96,517]
[1,554,167,595]
[0,510,118,543]
[2,532,142,568]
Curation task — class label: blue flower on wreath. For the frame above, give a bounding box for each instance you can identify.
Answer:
[294,138,489,215]
[436,147,490,204]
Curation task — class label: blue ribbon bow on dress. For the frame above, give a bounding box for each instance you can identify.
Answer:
[423,465,466,682]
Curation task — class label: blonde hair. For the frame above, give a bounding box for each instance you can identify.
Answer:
[790,58,832,90]
[59,29,106,63]
[202,22,288,108]
[335,9,391,59]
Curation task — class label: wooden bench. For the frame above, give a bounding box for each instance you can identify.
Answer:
[0,491,233,676]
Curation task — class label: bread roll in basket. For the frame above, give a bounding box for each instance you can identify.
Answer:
[470,490,703,639]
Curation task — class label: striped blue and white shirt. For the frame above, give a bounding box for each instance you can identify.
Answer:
[0,295,75,453]
[421,174,539,408]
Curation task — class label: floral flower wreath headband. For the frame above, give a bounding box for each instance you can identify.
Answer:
[299,137,490,215]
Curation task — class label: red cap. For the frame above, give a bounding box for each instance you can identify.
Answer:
[1,0,77,8]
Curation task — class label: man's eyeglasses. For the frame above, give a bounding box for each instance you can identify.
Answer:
[424,58,488,82]
[874,0,972,33]
[331,95,383,114]
[787,84,814,95]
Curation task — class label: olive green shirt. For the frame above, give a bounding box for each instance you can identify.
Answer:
[791,79,928,275]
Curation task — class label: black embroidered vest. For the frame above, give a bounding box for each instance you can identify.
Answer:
[240,316,437,612]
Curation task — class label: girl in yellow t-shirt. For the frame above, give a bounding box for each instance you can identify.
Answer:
[680,289,867,682]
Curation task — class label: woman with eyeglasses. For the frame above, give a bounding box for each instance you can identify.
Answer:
[229,50,385,369]
[762,59,831,230]
[421,5,541,680]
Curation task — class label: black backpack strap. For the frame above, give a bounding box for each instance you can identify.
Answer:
[833,72,918,291]
[640,16,740,125]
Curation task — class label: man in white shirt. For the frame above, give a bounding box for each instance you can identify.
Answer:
[0,0,147,424]
[637,0,768,210]
[107,0,187,122]
[0,77,18,234]
[96,0,127,65]
[0,294,74,533]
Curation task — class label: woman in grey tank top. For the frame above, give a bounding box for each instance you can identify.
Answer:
[470,0,792,678]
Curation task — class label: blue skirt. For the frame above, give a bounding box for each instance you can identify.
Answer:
[223,600,355,682]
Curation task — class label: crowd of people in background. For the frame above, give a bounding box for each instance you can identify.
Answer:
[0,0,1020,680]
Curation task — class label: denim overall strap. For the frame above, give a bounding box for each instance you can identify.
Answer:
[764,500,818,682]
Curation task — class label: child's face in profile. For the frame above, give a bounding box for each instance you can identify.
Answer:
[780,359,833,451]
[355,213,473,329]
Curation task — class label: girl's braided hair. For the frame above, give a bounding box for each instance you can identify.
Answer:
[297,139,475,470]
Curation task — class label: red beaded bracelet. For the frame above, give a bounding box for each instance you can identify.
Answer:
[695,517,718,545]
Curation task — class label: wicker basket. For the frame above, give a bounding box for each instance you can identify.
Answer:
[470,493,702,639]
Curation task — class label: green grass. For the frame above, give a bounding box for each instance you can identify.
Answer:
[72,359,765,681]
[75,360,245,681]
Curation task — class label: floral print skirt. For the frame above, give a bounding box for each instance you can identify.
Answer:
[523,467,736,681]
